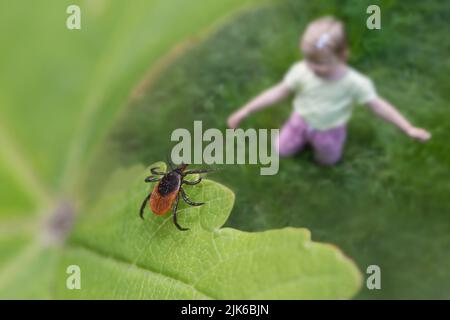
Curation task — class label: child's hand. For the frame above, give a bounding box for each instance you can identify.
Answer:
[406,126,432,142]
[227,109,248,129]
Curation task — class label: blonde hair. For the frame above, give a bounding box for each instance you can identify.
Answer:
[300,16,348,61]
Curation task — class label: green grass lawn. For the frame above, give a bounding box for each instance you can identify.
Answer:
[85,0,450,299]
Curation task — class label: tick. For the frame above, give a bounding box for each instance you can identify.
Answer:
[139,163,215,231]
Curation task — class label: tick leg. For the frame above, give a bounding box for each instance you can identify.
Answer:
[139,193,151,220]
[183,168,220,175]
[150,167,166,176]
[172,195,189,231]
[166,154,174,171]
[180,187,204,206]
[145,176,160,183]
[182,177,202,185]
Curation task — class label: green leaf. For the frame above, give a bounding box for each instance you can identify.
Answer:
[0,244,59,299]
[0,0,261,298]
[53,163,361,299]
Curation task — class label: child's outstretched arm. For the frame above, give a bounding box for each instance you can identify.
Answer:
[366,97,431,142]
[227,82,291,128]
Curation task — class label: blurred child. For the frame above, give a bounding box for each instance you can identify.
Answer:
[227,16,431,165]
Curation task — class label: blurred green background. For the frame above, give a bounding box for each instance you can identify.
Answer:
[1,0,449,299]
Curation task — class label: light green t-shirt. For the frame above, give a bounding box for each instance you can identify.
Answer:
[283,60,378,130]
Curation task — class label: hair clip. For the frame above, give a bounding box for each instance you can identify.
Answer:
[315,33,330,49]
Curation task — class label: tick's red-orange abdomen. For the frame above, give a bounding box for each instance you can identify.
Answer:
[150,181,177,215]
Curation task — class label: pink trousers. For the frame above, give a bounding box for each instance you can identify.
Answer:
[276,112,347,166]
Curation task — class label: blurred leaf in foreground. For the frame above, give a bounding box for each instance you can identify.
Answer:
[0,0,260,299]
[54,163,362,299]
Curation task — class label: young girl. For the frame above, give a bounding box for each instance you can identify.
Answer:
[227,16,431,165]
